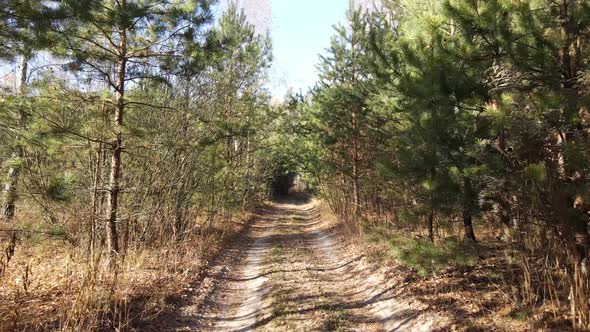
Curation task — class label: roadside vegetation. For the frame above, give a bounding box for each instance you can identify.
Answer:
[0,1,280,330]
[366,227,478,277]
[286,1,590,330]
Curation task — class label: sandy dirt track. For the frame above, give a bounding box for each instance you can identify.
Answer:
[166,197,440,331]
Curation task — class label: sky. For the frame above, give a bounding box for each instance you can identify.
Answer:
[228,0,355,99]
[267,0,351,98]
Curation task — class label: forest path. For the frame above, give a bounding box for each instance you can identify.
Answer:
[168,196,435,331]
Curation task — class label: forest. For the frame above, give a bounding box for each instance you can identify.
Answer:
[0,0,589,331]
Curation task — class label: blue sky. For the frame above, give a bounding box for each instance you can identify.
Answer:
[267,0,350,98]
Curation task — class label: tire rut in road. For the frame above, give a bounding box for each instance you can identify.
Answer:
[260,200,384,331]
[213,235,270,331]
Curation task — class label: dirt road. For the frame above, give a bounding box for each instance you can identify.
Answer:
[168,197,438,331]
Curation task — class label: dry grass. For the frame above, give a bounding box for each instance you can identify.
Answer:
[315,203,546,331]
[0,212,253,331]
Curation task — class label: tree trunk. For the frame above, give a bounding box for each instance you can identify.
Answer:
[496,125,513,241]
[339,154,347,216]
[1,53,29,221]
[350,23,360,218]
[1,150,21,220]
[89,141,104,254]
[174,195,184,239]
[496,193,514,241]
[462,177,477,242]
[428,166,436,243]
[428,209,434,243]
[570,201,590,327]
[242,129,251,209]
[351,110,360,217]
[105,19,127,257]
[462,208,476,242]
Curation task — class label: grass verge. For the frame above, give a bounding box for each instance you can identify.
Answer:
[0,213,253,331]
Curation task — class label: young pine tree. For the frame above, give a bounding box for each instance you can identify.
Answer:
[54,0,214,256]
[315,8,371,218]
[0,1,55,221]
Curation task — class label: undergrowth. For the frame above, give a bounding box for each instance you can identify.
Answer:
[0,212,251,331]
[365,226,478,277]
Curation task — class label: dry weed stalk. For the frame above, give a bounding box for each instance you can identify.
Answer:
[0,231,17,279]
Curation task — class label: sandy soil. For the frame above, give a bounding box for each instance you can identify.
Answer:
[165,197,443,331]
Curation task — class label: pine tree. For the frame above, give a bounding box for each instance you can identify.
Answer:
[0,0,56,221]
[366,0,491,241]
[314,8,371,218]
[54,0,214,257]
[204,4,271,209]
[444,0,590,325]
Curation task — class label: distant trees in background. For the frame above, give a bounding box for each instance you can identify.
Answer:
[293,0,590,328]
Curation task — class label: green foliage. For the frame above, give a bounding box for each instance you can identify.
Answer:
[0,0,56,60]
[398,208,420,226]
[508,307,533,321]
[46,173,77,202]
[3,157,24,170]
[524,163,546,183]
[286,3,590,324]
[0,1,278,252]
[367,227,477,277]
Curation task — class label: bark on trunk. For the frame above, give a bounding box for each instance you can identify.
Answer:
[89,141,104,253]
[495,125,515,241]
[1,150,21,220]
[350,24,360,218]
[462,177,477,242]
[1,53,29,221]
[351,109,360,216]
[497,194,513,241]
[105,16,127,257]
[428,209,434,243]
[462,208,476,242]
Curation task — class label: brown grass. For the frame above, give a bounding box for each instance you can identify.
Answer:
[0,212,253,331]
[315,202,555,331]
